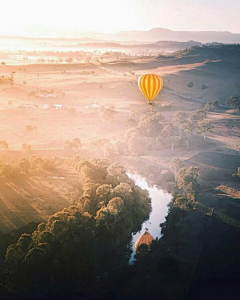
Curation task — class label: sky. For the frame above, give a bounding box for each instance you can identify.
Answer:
[0,0,239,36]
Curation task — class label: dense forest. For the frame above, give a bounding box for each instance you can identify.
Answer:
[0,157,152,299]
[0,153,204,300]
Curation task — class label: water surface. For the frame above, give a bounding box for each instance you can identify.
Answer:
[128,173,172,263]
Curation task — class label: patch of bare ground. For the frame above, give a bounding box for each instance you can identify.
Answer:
[215,185,240,199]
[136,60,210,76]
[0,169,80,233]
[188,195,240,300]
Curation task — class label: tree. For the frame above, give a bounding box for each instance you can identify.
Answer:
[112,183,132,201]
[64,140,71,151]
[102,106,116,123]
[169,158,184,181]
[232,167,240,178]
[129,108,140,119]
[226,119,235,130]
[189,110,207,122]
[107,197,124,213]
[107,162,125,178]
[135,243,150,261]
[28,91,36,97]
[173,112,188,139]
[32,157,45,171]
[64,139,82,152]
[128,135,143,156]
[95,206,118,230]
[183,120,195,149]
[96,184,113,204]
[197,120,214,140]
[233,82,240,93]
[19,159,31,174]
[138,113,164,137]
[17,234,32,251]
[126,118,137,127]
[72,138,82,150]
[0,140,8,150]
[0,74,14,85]
[205,101,219,111]
[177,166,200,200]
[187,82,194,88]
[73,158,92,174]
[22,143,32,152]
[201,84,208,91]
[161,124,174,138]
[167,136,179,153]
[5,243,25,265]
[26,125,34,132]
[226,96,240,109]
[161,125,178,152]
[174,196,193,210]
[90,138,110,157]
[0,164,16,178]
[102,141,118,158]
[124,128,139,141]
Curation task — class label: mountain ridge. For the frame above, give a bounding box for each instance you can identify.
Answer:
[10,26,240,44]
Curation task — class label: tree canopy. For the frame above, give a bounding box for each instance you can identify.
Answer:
[4,158,151,299]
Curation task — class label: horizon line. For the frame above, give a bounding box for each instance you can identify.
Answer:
[1,26,240,40]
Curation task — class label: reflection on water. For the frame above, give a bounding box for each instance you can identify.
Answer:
[128,173,172,263]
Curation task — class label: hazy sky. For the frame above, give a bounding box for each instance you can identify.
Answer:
[1,0,239,35]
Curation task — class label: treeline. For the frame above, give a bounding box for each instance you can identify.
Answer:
[0,73,14,85]
[123,108,213,156]
[28,89,65,98]
[0,156,59,179]
[79,108,214,162]
[53,107,215,178]
[1,158,151,299]
[180,44,240,58]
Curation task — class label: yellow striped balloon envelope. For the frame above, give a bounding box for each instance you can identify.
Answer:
[138,73,163,104]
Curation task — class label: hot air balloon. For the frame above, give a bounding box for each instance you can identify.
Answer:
[138,73,163,105]
[134,231,154,251]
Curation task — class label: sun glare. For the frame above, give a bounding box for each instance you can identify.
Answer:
[0,0,142,36]
[0,0,240,36]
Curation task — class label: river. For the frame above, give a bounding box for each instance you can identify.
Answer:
[128,173,172,263]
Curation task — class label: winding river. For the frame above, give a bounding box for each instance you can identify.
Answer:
[128,173,172,263]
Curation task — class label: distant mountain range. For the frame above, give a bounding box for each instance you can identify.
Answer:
[112,28,240,43]
[0,34,203,51]
[19,26,240,44]
[73,40,203,51]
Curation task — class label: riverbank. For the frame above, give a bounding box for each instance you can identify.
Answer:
[128,173,172,263]
[116,151,240,299]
